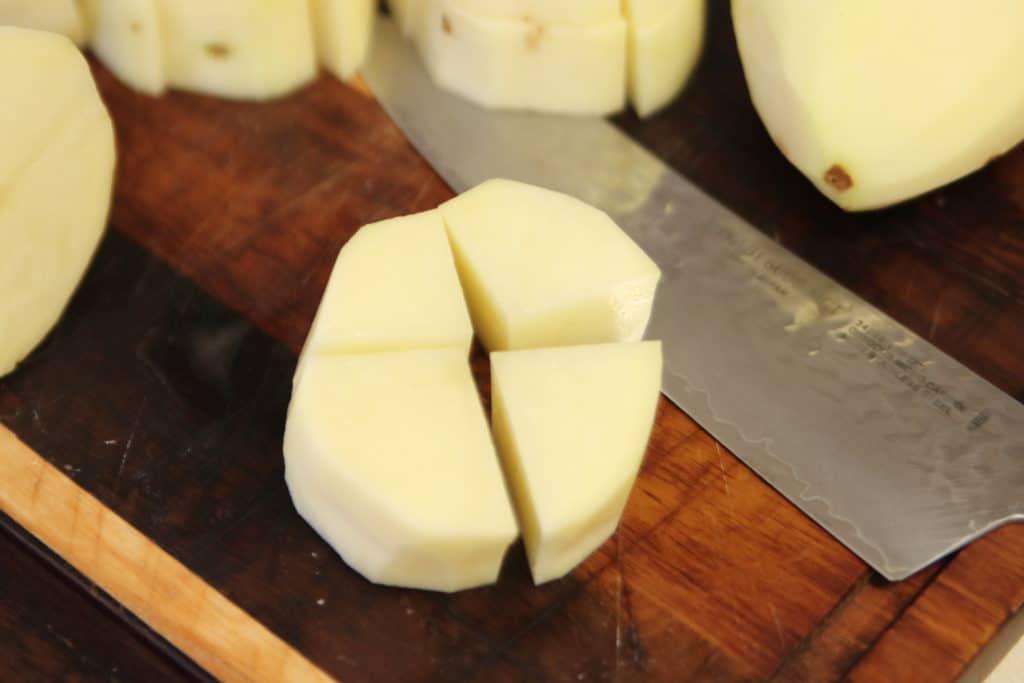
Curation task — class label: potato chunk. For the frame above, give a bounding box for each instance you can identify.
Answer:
[439,179,660,351]
[491,342,662,583]
[284,350,518,592]
[0,27,114,377]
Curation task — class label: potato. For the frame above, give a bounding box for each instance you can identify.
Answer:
[0,27,114,377]
[439,179,660,351]
[284,349,517,592]
[624,0,705,117]
[88,0,164,95]
[0,0,87,44]
[412,0,627,115]
[733,0,1024,210]
[284,182,664,591]
[446,0,620,26]
[158,0,316,100]
[491,342,662,583]
[311,0,375,81]
[295,210,473,387]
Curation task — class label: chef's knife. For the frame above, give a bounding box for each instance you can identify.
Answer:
[362,19,1024,581]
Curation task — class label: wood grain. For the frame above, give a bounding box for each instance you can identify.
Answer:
[1,2,1022,681]
[0,425,333,683]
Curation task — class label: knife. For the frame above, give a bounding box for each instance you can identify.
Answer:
[361,18,1024,581]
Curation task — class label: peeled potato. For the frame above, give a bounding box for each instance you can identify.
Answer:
[733,0,1024,210]
[312,0,375,81]
[88,0,164,95]
[158,0,317,100]
[446,0,620,26]
[491,342,662,583]
[0,27,114,377]
[284,349,518,592]
[295,210,473,384]
[0,0,88,44]
[412,0,627,116]
[439,179,660,351]
[624,0,705,117]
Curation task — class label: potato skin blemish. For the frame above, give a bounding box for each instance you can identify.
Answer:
[205,42,232,59]
[824,164,853,191]
[441,14,452,35]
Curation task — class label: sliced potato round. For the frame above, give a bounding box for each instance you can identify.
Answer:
[413,0,627,116]
[158,0,317,100]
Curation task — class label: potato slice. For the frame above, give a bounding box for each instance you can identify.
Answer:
[439,179,660,351]
[0,27,114,377]
[491,342,662,583]
[624,0,705,117]
[88,0,165,95]
[733,0,1024,210]
[284,349,518,592]
[311,0,375,81]
[0,0,87,44]
[413,0,627,115]
[158,0,316,100]
[296,210,473,385]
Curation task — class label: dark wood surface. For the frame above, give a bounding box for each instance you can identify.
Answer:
[2,4,1023,681]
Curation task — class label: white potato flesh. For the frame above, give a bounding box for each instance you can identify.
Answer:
[89,0,164,95]
[0,27,114,377]
[624,0,704,117]
[0,0,87,44]
[439,179,660,351]
[491,342,662,583]
[157,0,316,100]
[413,0,627,115]
[311,0,375,81]
[297,210,473,385]
[733,0,1024,211]
[447,0,620,26]
[284,349,518,592]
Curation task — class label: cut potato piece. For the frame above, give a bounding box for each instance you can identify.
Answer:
[624,0,704,117]
[439,179,660,351]
[284,349,518,592]
[157,0,316,100]
[491,342,662,583]
[732,0,1024,210]
[89,0,164,95]
[312,0,375,81]
[297,210,473,384]
[448,0,620,26]
[0,0,87,44]
[413,1,627,115]
[0,27,114,377]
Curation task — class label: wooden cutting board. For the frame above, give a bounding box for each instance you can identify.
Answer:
[2,6,1023,681]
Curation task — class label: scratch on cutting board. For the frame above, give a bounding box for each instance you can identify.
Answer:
[116,399,146,483]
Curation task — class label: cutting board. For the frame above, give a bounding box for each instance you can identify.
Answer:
[2,6,1023,682]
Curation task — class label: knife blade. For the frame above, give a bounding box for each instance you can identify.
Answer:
[361,18,1024,581]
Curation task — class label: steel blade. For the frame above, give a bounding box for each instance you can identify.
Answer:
[362,19,1024,580]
